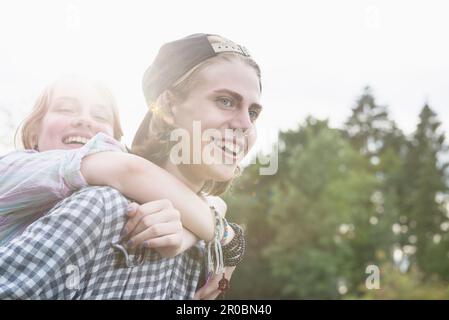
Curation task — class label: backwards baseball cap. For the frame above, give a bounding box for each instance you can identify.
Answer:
[141,33,252,106]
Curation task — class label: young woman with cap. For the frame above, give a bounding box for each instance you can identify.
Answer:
[132,33,262,299]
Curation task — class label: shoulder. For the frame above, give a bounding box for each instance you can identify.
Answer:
[1,149,39,161]
[85,133,127,154]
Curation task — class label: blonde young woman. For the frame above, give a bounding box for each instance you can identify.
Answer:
[132,33,261,299]
[0,34,261,299]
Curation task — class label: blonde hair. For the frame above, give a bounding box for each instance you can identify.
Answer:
[132,36,261,196]
[16,77,124,150]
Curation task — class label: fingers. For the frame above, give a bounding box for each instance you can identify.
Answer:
[148,233,182,248]
[126,202,140,218]
[124,199,178,237]
[127,220,182,248]
[194,267,236,300]
[129,207,180,239]
[120,202,139,236]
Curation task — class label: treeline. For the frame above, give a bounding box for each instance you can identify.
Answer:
[225,87,449,299]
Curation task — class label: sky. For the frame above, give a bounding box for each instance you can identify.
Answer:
[1,0,448,155]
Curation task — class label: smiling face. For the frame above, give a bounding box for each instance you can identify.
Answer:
[169,57,262,184]
[34,78,115,152]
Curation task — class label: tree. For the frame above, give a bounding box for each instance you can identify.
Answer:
[224,94,449,299]
[402,104,449,279]
[344,86,404,161]
[264,122,378,298]
[225,157,283,298]
[224,117,331,298]
[344,87,407,274]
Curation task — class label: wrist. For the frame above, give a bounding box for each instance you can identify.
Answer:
[222,223,246,267]
[221,220,235,245]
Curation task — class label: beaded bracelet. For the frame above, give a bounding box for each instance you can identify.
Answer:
[220,218,232,245]
[222,223,246,267]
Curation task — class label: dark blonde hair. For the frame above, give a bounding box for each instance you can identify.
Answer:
[16,77,124,150]
[132,36,261,196]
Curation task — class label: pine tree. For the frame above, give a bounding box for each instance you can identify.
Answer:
[403,104,449,279]
[344,86,404,161]
[344,87,406,272]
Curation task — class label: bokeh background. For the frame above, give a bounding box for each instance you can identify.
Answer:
[1,0,448,299]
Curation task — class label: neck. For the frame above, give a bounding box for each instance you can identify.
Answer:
[163,161,205,194]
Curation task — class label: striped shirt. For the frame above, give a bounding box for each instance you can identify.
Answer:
[0,133,126,245]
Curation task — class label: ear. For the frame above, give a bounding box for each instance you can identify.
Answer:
[159,90,177,125]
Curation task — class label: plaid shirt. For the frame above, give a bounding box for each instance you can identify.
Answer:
[0,186,205,299]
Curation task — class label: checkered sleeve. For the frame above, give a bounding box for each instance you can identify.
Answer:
[0,186,128,299]
[0,186,205,300]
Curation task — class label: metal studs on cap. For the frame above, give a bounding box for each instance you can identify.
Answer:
[211,42,251,57]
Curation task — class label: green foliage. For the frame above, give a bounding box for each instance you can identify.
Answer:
[266,126,378,298]
[224,161,284,298]
[402,105,449,279]
[224,88,449,299]
[354,263,449,299]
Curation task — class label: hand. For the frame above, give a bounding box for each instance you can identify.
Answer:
[122,199,183,257]
[194,266,236,300]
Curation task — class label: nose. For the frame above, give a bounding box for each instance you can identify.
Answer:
[72,112,94,129]
[230,108,253,134]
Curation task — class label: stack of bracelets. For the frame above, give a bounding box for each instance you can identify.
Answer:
[205,206,246,278]
[222,222,245,266]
